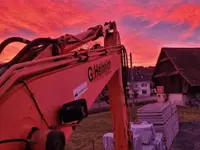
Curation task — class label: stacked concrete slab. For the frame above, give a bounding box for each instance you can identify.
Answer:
[137,103,179,149]
[103,122,165,150]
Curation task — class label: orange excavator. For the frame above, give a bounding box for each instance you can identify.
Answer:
[0,21,133,150]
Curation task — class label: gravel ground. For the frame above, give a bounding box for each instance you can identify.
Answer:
[170,121,200,150]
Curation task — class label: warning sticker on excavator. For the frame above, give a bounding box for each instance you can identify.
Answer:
[73,82,88,99]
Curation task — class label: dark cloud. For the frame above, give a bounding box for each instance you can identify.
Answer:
[183,26,200,42]
[143,21,190,41]
[119,16,151,30]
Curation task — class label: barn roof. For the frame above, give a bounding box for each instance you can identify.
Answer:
[154,47,200,86]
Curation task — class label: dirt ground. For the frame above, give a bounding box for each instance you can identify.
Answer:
[65,105,200,150]
[170,121,200,150]
[170,106,200,150]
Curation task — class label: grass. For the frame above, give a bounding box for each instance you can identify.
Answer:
[177,105,200,122]
[65,105,200,150]
[65,111,112,150]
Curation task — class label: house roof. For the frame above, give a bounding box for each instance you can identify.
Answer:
[132,66,154,82]
[159,47,200,86]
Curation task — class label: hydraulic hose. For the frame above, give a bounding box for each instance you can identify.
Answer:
[121,45,129,107]
[84,25,103,40]
[0,138,29,145]
[0,37,30,54]
[6,38,58,68]
[0,38,58,75]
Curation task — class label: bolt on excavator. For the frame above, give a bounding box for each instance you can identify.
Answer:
[0,21,133,150]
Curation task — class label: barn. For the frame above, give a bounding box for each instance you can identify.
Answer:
[152,47,200,107]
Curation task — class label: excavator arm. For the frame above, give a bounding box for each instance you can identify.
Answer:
[0,21,132,150]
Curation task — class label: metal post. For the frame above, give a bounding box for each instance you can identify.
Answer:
[92,139,95,150]
[129,53,137,121]
[130,53,133,83]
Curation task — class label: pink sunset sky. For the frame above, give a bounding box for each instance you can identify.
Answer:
[0,0,200,66]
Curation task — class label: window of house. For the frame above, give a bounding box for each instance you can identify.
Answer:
[141,83,147,87]
[142,90,147,94]
[135,83,139,88]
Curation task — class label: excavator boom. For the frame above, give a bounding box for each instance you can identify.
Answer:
[0,21,132,150]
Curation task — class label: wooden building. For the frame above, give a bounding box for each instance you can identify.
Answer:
[152,47,200,106]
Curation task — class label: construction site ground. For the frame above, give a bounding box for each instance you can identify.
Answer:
[65,105,200,150]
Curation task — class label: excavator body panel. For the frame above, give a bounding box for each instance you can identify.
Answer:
[0,21,131,150]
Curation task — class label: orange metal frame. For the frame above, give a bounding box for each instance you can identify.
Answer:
[0,21,131,150]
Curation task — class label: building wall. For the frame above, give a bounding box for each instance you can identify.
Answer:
[168,93,186,106]
[133,81,151,97]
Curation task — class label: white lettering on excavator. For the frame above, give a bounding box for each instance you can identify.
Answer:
[73,82,88,100]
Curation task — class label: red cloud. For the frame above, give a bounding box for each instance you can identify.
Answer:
[0,0,94,37]
[120,30,162,66]
[166,4,200,27]
[1,0,200,66]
